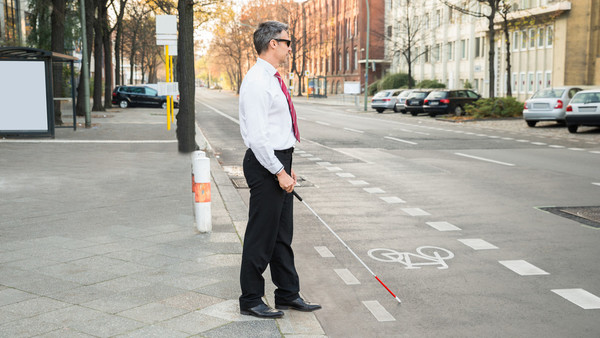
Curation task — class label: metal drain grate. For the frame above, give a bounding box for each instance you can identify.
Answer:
[539,206,600,229]
[230,176,315,189]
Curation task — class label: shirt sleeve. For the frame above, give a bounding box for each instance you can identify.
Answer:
[239,77,285,175]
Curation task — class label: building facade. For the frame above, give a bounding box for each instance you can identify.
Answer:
[389,0,600,100]
[1,0,29,46]
[293,0,388,95]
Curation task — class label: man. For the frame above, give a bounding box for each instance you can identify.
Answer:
[238,21,321,319]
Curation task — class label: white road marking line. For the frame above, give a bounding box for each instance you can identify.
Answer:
[308,157,322,161]
[488,135,500,139]
[569,148,585,151]
[384,136,417,145]
[316,121,330,126]
[499,260,549,276]
[349,180,369,186]
[201,102,240,125]
[380,196,406,204]
[300,153,313,157]
[475,134,488,137]
[362,301,395,322]
[344,127,364,133]
[502,137,514,140]
[401,208,431,216]
[455,153,515,167]
[516,139,530,143]
[458,239,498,250]
[531,142,547,146]
[549,145,565,148]
[334,269,361,285]
[592,183,600,187]
[316,162,332,166]
[426,221,461,231]
[364,187,385,194]
[590,151,600,154]
[326,167,342,171]
[336,172,355,178]
[0,139,178,144]
[552,289,600,309]
[314,246,335,258]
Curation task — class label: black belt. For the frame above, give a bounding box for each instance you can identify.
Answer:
[274,147,294,154]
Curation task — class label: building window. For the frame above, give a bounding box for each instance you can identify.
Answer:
[546,26,553,47]
[415,47,420,63]
[387,25,392,38]
[529,29,535,49]
[424,14,429,29]
[338,51,342,71]
[520,30,527,50]
[537,27,545,48]
[519,72,526,93]
[447,41,454,61]
[354,47,358,70]
[346,49,350,70]
[475,37,481,57]
[436,9,441,27]
[424,45,430,63]
[512,73,518,94]
[355,17,358,36]
[434,44,440,62]
[513,31,519,51]
[461,39,468,59]
[545,71,552,87]
[528,72,534,93]
[536,71,542,92]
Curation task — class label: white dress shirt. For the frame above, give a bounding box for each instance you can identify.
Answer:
[239,58,297,174]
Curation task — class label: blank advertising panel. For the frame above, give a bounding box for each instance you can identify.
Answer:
[0,60,49,132]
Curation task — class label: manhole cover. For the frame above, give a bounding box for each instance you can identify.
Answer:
[230,176,315,189]
[539,206,600,229]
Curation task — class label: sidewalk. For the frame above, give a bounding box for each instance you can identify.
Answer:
[0,108,325,337]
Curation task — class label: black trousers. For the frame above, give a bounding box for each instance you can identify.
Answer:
[239,148,300,309]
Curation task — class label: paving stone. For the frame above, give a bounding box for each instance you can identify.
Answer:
[114,324,188,338]
[159,310,230,335]
[0,316,62,337]
[0,288,36,306]
[203,319,281,338]
[118,302,189,324]
[0,296,70,317]
[160,291,224,311]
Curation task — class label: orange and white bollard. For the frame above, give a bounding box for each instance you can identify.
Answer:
[192,151,211,232]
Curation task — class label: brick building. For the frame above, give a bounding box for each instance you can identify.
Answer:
[292,0,388,95]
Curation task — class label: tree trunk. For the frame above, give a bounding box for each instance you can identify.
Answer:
[51,0,66,125]
[129,29,137,84]
[486,4,496,98]
[92,0,105,111]
[103,12,113,109]
[503,20,512,97]
[76,0,94,116]
[176,0,196,153]
[114,0,127,86]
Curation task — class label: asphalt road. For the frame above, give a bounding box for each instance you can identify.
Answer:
[195,88,600,337]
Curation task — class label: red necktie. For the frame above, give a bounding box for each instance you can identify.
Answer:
[274,72,300,142]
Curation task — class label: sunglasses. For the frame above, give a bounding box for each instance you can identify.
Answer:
[275,38,292,47]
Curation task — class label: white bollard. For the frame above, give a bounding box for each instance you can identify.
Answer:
[192,151,212,232]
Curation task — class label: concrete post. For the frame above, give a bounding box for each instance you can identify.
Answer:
[192,151,211,232]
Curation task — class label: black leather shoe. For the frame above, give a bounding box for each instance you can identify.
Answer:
[240,303,284,319]
[275,297,322,312]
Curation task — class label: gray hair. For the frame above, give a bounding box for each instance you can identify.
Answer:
[253,21,288,55]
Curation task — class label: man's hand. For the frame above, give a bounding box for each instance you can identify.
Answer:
[276,169,295,193]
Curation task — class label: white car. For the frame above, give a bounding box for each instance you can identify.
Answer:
[565,89,600,133]
[371,89,404,113]
[523,86,582,127]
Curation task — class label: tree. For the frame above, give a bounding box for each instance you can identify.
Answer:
[113,0,128,86]
[176,0,196,152]
[442,0,499,98]
[92,0,107,111]
[51,0,67,124]
[76,0,94,116]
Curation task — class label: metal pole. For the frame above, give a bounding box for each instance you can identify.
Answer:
[79,0,91,128]
[363,0,370,111]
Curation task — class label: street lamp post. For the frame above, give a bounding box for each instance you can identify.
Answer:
[364,0,369,111]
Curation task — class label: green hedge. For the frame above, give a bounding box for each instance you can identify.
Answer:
[416,79,445,88]
[464,96,524,118]
[380,73,412,90]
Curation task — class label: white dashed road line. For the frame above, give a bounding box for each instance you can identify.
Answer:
[326,167,342,171]
[315,121,330,126]
[455,153,515,167]
[336,172,355,178]
[426,221,462,231]
[379,196,406,204]
[458,239,498,250]
[401,208,431,216]
[499,260,550,276]
[314,246,335,258]
[552,289,600,309]
[344,127,364,133]
[363,187,385,194]
[349,180,369,186]
[384,136,418,145]
[362,301,396,322]
[334,269,361,285]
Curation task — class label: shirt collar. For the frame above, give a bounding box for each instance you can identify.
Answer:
[257,57,277,77]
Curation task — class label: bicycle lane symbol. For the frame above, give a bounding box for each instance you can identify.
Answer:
[368,246,454,269]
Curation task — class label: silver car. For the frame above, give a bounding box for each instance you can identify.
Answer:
[371,89,404,113]
[523,86,582,127]
[565,89,600,133]
[394,89,415,114]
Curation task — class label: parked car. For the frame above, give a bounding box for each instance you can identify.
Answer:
[423,89,480,117]
[371,89,404,113]
[111,85,178,109]
[565,89,600,133]
[394,89,415,114]
[405,89,433,116]
[523,86,582,127]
